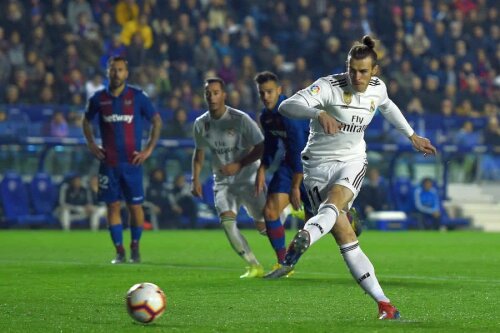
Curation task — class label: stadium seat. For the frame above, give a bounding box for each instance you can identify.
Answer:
[0,171,47,226]
[29,172,59,225]
[391,177,415,213]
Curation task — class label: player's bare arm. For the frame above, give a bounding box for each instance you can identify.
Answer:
[132,114,163,165]
[220,142,264,176]
[254,164,267,196]
[409,133,437,156]
[191,148,205,198]
[290,172,303,210]
[82,118,105,160]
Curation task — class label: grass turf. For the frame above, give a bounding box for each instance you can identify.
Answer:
[0,230,498,332]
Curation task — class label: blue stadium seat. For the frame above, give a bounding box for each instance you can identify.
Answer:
[0,171,47,226]
[29,172,58,225]
[391,177,415,213]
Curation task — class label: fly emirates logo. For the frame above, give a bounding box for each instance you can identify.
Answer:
[102,114,134,124]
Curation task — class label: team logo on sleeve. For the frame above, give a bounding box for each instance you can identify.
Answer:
[309,85,321,95]
[342,91,352,105]
[370,100,375,112]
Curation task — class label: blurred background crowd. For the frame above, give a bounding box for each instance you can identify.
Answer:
[0,0,499,230]
[0,0,498,143]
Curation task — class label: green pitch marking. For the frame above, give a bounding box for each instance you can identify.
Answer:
[0,230,498,333]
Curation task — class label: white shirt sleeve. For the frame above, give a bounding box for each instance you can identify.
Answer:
[193,119,207,149]
[278,78,331,120]
[242,114,264,146]
[378,83,414,138]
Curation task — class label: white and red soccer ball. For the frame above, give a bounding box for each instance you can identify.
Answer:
[126,282,166,323]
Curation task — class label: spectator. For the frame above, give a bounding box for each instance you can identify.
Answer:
[58,174,100,231]
[67,0,94,31]
[49,111,69,138]
[162,106,193,169]
[168,173,198,228]
[217,55,237,87]
[120,13,154,49]
[115,0,139,26]
[480,116,500,180]
[356,168,391,220]
[85,72,105,100]
[193,35,219,78]
[413,178,441,230]
[144,168,174,229]
[420,76,442,114]
[405,22,431,58]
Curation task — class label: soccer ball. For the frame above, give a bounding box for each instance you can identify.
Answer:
[126,282,167,323]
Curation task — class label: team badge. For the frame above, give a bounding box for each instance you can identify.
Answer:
[342,91,352,105]
[227,128,236,136]
[309,85,320,95]
[370,100,375,112]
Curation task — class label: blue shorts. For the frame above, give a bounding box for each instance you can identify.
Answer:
[98,163,144,205]
[268,163,313,215]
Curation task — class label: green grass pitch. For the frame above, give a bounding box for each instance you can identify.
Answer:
[0,230,498,332]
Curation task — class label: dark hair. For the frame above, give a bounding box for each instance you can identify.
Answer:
[254,71,280,85]
[348,35,378,65]
[204,77,226,91]
[107,56,129,69]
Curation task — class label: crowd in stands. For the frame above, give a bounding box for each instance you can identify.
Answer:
[0,0,497,141]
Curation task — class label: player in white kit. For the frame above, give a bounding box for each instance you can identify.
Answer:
[191,77,267,278]
[265,36,437,319]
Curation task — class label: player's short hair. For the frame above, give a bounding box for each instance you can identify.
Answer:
[348,35,378,66]
[107,56,129,69]
[254,71,280,85]
[204,77,226,91]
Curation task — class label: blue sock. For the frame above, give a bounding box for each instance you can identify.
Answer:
[266,218,286,263]
[109,224,124,254]
[130,225,143,249]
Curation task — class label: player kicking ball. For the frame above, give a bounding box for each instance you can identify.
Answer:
[253,71,362,277]
[265,36,437,320]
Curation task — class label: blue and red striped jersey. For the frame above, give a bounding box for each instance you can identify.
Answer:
[260,95,310,173]
[85,84,157,166]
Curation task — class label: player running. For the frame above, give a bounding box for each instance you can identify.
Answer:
[191,77,267,278]
[265,36,437,320]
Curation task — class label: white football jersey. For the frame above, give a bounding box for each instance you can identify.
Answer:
[289,73,413,161]
[193,106,264,185]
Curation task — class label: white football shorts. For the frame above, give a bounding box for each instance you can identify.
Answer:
[302,155,368,213]
[213,182,266,222]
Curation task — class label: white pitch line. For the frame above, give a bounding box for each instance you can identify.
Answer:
[1,258,499,285]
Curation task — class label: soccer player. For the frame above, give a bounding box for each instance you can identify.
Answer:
[191,77,266,278]
[253,71,311,271]
[254,71,362,276]
[266,36,437,320]
[82,56,162,264]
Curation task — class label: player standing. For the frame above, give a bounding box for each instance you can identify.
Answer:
[253,71,311,273]
[191,77,267,278]
[266,36,437,319]
[82,56,162,264]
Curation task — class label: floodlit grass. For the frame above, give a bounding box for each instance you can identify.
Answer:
[0,230,498,332]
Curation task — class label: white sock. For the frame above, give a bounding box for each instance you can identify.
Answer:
[221,217,259,265]
[303,203,338,245]
[340,241,390,303]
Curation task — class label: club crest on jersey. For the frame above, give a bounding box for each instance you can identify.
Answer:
[226,128,236,136]
[309,85,320,95]
[342,91,352,105]
[370,100,375,112]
